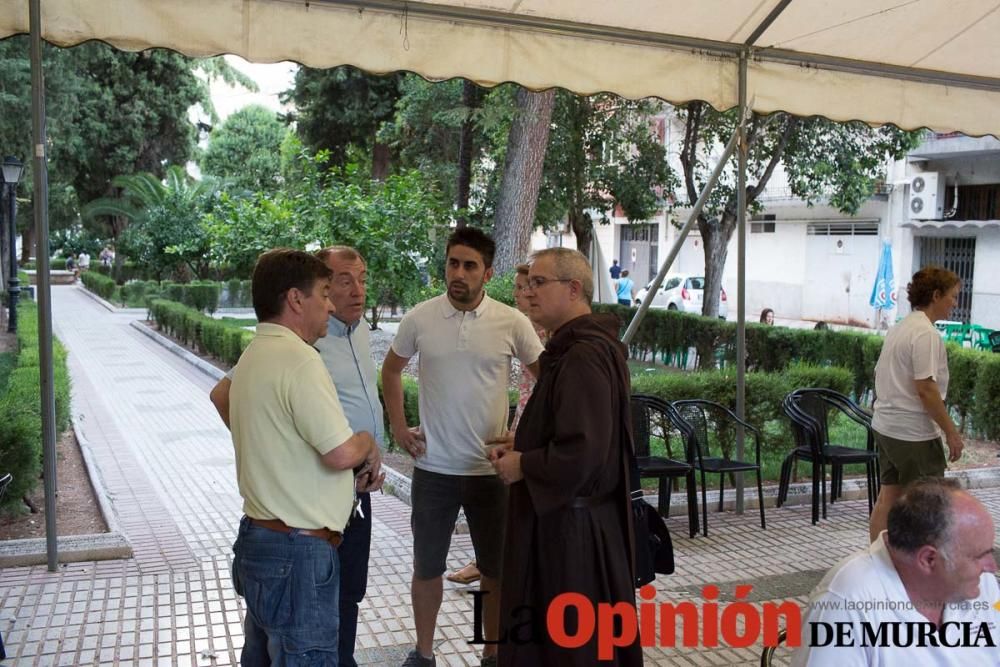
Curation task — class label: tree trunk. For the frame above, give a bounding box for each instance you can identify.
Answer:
[695,214,735,369]
[492,87,556,275]
[20,226,33,263]
[455,80,480,227]
[371,142,392,182]
[699,212,735,319]
[569,209,593,259]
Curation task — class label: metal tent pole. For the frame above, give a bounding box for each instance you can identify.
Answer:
[622,129,740,346]
[30,0,59,571]
[734,49,749,513]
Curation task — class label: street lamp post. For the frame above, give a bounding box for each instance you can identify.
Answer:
[2,156,24,333]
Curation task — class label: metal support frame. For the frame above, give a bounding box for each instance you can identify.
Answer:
[734,49,749,513]
[30,0,59,571]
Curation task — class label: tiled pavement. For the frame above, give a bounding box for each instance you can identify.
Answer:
[2,285,999,666]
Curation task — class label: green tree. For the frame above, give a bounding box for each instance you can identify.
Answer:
[678,103,920,318]
[203,191,321,277]
[200,105,288,192]
[538,93,675,256]
[205,152,447,327]
[85,167,218,280]
[310,164,447,328]
[284,66,403,179]
[380,77,495,222]
[0,38,242,258]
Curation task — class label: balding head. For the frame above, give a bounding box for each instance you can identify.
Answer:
[887,478,997,604]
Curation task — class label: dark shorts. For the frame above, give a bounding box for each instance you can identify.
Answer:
[411,468,507,580]
[874,430,947,486]
[617,298,632,306]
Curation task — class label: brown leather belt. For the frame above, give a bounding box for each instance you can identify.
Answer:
[250,518,343,548]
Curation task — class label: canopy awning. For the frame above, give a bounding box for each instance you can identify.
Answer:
[2,0,1000,137]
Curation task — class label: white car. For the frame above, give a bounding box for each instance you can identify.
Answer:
[634,274,729,318]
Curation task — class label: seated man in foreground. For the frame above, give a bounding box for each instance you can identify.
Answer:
[793,478,998,666]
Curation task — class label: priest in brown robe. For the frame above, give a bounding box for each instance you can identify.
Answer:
[490,247,642,666]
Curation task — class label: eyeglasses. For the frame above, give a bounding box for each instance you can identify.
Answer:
[526,276,572,290]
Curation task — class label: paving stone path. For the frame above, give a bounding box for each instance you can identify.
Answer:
[2,285,998,666]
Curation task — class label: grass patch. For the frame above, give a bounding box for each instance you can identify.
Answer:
[0,350,15,389]
[218,317,257,328]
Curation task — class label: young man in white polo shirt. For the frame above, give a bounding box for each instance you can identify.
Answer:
[382,228,544,667]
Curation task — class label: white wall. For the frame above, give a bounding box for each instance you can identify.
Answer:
[888,152,1000,328]
[971,228,1000,329]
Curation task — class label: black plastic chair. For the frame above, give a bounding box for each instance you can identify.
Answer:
[779,389,879,524]
[673,399,766,536]
[630,394,699,538]
[759,629,789,666]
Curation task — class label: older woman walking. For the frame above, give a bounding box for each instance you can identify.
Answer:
[868,266,963,542]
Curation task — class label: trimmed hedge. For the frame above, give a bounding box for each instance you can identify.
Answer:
[21,258,67,270]
[222,279,253,308]
[160,281,220,313]
[972,355,1000,440]
[80,271,116,300]
[0,301,71,512]
[149,299,253,366]
[84,276,223,313]
[632,363,853,455]
[598,303,880,397]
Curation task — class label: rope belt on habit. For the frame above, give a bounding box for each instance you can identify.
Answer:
[250,518,343,548]
[569,491,617,509]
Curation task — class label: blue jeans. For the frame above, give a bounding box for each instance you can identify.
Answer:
[337,492,371,667]
[232,517,341,666]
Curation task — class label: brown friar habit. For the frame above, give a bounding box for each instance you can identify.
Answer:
[497,313,642,666]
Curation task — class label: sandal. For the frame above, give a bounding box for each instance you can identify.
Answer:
[446,562,481,584]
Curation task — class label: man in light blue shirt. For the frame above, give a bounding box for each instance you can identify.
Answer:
[616,269,635,306]
[211,245,385,667]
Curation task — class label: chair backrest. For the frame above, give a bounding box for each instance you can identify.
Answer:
[788,391,833,446]
[781,393,823,455]
[630,394,694,463]
[673,399,762,464]
[789,388,874,451]
[990,330,1000,353]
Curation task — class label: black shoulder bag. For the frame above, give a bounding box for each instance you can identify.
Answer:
[627,428,675,586]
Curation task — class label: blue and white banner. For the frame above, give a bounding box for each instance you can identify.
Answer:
[870,241,897,310]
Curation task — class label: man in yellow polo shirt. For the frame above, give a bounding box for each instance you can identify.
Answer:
[230,248,381,666]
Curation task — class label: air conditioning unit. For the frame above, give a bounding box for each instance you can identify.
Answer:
[908,172,946,220]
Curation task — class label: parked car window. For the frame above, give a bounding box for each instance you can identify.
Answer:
[664,277,682,290]
[688,277,705,289]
